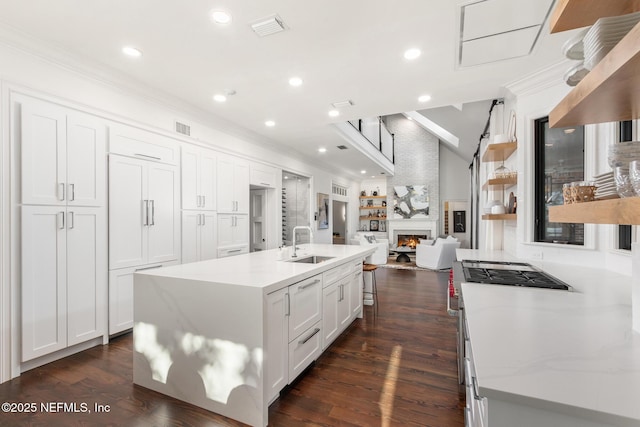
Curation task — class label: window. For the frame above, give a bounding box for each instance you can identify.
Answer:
[534,117,585,244]
[618,120,633,250]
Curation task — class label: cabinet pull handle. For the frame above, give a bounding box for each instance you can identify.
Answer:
[134,153,161,161]
[150,200,155,226]
[201,214,205,226]
[299,279,320,290]
[228,249,242,253]
[135,264,163,272]
[69,183,75,201]
[471,376,483,401]
[260,182,269,186]
[58,211,65,229]
[197,213,201,226]
[197,195,201,207]
[59,183,65,201]
[339,284,343,301]
[299,327,320,345]
[285,293,290,316]
[356,272,362,277]
[202,195,205,207]
[68,211,74,229]
[143,200,149,226]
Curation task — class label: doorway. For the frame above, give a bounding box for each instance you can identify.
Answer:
[281,172,310,245]
[332,200,347,244]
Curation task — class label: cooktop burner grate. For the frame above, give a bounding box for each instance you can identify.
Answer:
[461,261,571,290]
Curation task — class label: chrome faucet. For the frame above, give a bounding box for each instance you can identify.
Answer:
[291,226,313,258]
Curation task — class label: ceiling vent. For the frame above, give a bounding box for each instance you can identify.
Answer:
[251,14,287,37]
[331,100,353,108]
[337,145,348,150]
[175,121,191,136]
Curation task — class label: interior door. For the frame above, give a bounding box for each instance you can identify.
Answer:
[250,189,267,251]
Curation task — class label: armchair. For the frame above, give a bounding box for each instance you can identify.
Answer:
[415,237,460,270]
[350,233,388,265]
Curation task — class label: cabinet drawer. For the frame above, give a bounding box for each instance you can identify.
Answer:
[217,245,248,258]
[109,125,179,165]
[322,261,353,286]
[289,274,322,339]
[288,321,322,382]
[249,164,277,188]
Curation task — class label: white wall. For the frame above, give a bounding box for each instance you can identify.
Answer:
[504,62,634,274]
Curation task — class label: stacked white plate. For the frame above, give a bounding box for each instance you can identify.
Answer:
[607,141,640,168]
[592,171,618,200]
[583,12,640,70]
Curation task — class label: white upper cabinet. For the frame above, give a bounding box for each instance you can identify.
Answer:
[109,124,179,165]
[250,162,278,188]
[181,145,216,210]
[21,98,106,207]
[109,154,179,270]
[217,153,249,214]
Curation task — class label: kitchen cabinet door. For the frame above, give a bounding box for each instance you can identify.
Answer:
[217,214,234,248]
[266,287,289,402]
[349,268,363,317]
[233,214,249,245]
[200,149,217,211]
[181,146,199,210]
[337,279,351,331]
[108,267,135,335]
[147,162,179,264]
[217,155,235,212]
[200,212,216,261]
[67,207,106,346]
[234,160,250,213]
[322,281,340,349]
[109,155,147,270]
[288,274,323,340]
[21,206,67,361]
[66,112,106,207]
[21,99,67,206]
[181,211,200,264]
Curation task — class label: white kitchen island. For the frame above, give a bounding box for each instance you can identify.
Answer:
[132,243,375,427]
[456,249,640,427]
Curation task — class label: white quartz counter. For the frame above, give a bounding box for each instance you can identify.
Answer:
[137,243,375,294]
[455,249,640,426]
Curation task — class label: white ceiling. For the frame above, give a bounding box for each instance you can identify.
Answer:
[0,0,573,179]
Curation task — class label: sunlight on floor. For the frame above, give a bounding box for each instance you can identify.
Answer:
[379,345,402,427]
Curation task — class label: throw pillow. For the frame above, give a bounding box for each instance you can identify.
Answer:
[364,235,377,244]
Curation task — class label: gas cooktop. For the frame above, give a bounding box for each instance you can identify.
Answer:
[460,260,572,291]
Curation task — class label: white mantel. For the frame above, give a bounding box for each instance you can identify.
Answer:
[387,219,438,246]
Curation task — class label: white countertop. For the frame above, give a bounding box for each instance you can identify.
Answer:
[136,244,375,294]
[456,249,640,425]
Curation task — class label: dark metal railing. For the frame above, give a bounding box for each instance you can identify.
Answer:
[348,118,395,164]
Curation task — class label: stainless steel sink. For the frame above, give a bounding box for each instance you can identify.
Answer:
[289,255,334,264]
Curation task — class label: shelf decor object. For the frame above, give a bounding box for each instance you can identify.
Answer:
[549,197,640,224]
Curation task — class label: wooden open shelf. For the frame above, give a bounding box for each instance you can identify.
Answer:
[549,197,640,224]
[360,206,386,210]
[482,176,517,191]
[550,0,640,33]
[550,21,640,128]
[482,214,517,221]
[359,195,386,199]
[360,216,387,220]
[482,142,517,162]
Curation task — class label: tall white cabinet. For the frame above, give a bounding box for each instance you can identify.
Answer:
[19,96,107,363]
[216,153,250,257]
[181,145,217,263]
[108,126,180,335]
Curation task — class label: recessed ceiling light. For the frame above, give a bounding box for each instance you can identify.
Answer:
[360,170,366,174]
[328,109,340,117]
[418,94,432,103]
[284,175,289,179]
[211,10,232,24]
[318,147,327,153]
[371,176,375,178]
[122,46,142,57]
[404,48,421,60]
[289,77,303,87]
[213,94,227,103]
[265,120,276,127]
[407,117,413,121]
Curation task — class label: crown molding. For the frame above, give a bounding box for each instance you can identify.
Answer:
[503,59,571,98]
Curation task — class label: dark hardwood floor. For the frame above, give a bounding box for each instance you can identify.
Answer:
[0,268,464,426]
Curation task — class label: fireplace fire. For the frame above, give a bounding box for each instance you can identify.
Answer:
[397,234,428,249]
